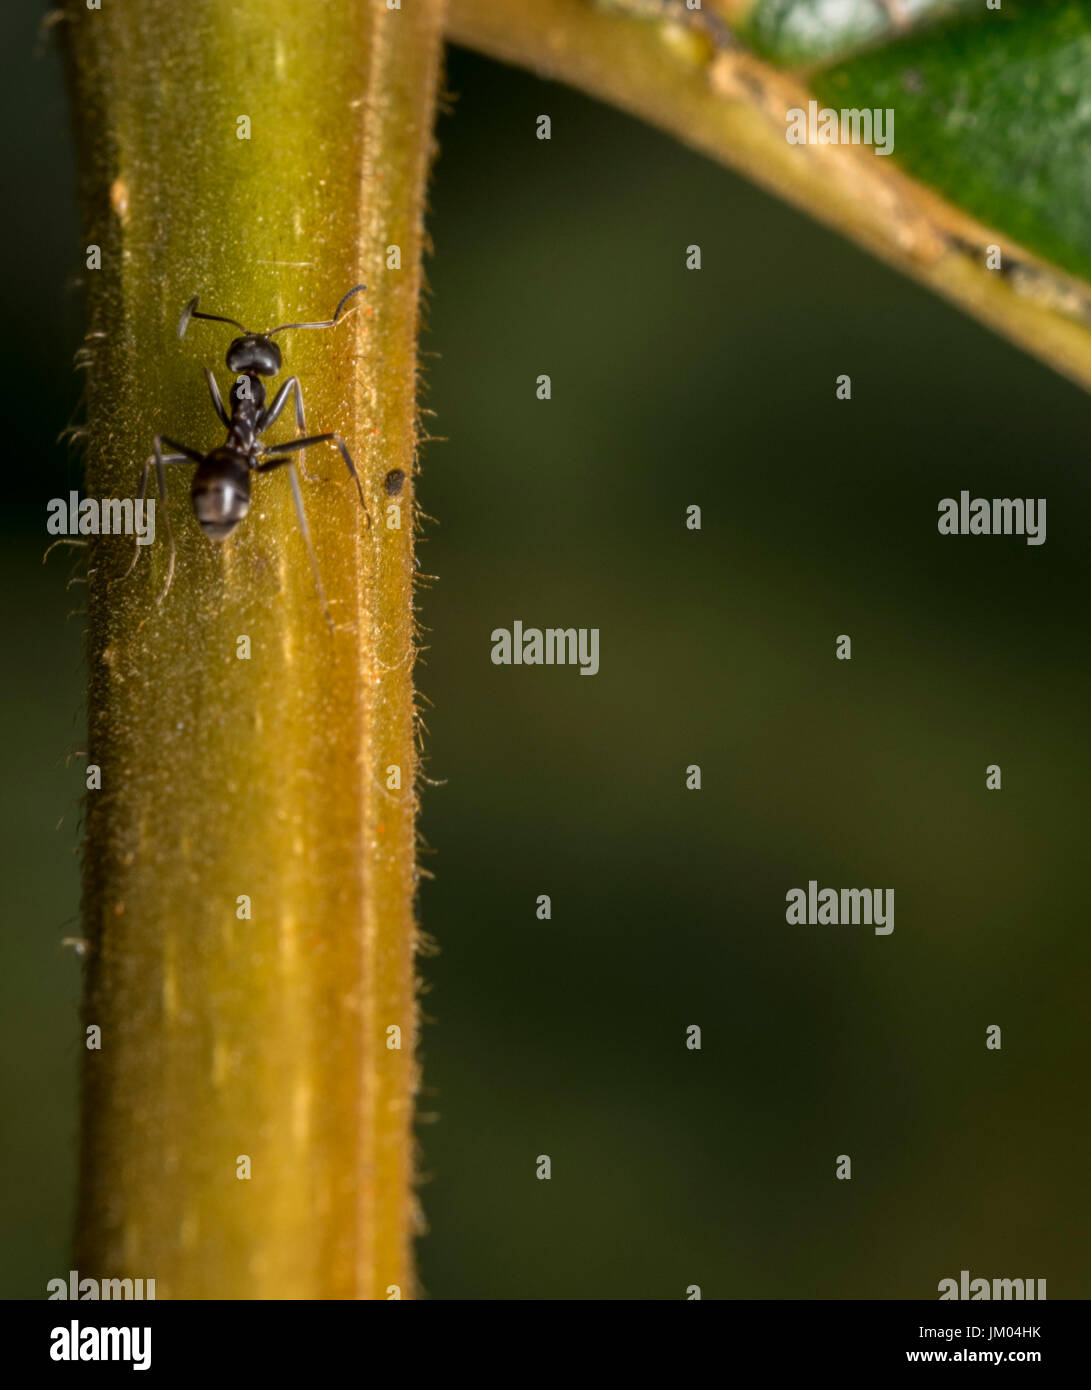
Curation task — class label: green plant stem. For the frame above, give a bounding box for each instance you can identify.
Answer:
[65,0,444,1299]
[449,0,1091,395]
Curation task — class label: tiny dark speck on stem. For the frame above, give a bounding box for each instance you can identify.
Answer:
[384,468,406,496]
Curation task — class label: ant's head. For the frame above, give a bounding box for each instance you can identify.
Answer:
[226,334,281,377]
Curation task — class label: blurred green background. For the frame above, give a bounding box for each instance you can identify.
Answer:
[3,6,1088,1299]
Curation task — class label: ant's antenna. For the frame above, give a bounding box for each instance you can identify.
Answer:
[178,297,247,340]
[177,284,367,342]
[265,284,368,338]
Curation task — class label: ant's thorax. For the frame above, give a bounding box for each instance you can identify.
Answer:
[226,372,266,452]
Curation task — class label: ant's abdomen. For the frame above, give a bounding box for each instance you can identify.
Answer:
[191,450,251,541]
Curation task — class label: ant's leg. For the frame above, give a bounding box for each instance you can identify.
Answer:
[204,367,230,430]
[256,376,319,481]
[123,436,202,604]
[258,376,305,434]
[118,440,191,589]
[121,454,155,583]
[255,454,333,630]
[259,433,371,526]
[150,436,204,605]
[158,436,205,463]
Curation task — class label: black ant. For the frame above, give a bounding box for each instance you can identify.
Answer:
[126,284,371,627]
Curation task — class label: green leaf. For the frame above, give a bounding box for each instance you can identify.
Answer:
[814,1,1091,284]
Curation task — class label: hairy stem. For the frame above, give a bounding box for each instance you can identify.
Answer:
[65,0,444,1298]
